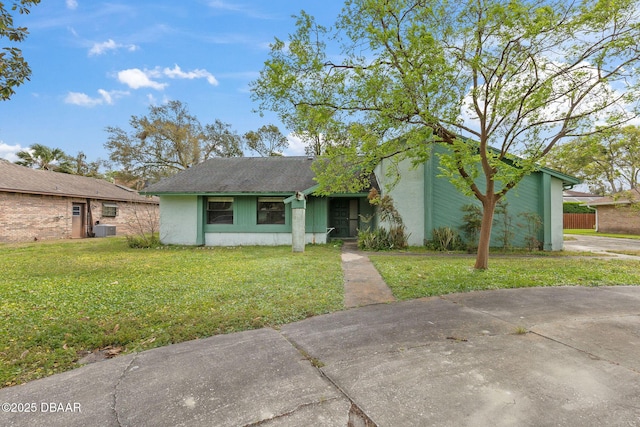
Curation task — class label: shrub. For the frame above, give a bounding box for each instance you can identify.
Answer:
[460,204,482,250]
[358,189,409,251]
[126,233,161,248]
[518,212,543,251]
[427,227,464,251]
[563,202,595,213]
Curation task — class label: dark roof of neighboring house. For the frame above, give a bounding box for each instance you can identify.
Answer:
[143,156,322,194]
[0,160,156,203]
[587,187,640,206]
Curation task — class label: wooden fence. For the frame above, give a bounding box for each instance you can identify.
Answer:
[563,213,595,229]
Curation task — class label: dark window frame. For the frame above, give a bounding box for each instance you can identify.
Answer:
[207,197,234,224]
[257,197,285,225]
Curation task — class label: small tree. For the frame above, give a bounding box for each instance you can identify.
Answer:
[460,204,483,250]
[519,212,543,251]
[495,200,514,250]
[125,202,160,248]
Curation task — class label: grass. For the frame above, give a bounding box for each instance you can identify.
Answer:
[0,238,344,387]
[564,229,640,240]
[369,255,640,300]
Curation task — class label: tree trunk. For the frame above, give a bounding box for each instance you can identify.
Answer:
[474,197,498,270]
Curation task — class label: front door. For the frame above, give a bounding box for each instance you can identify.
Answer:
[329,198,359,238]
[71,203,85,238]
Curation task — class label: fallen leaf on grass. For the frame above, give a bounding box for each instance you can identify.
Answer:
[102,346,123,358]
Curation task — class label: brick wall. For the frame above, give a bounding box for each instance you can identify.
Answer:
[596,204,640,235]
[90,200,160,237]
[0,191,159,243]
[0,192,72,242]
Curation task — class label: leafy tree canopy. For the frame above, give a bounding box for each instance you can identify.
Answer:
[1,0,40,101]
[251,0,640,269]
[104,100,243,185]
[244,124,288,157]
[544,125,640,195]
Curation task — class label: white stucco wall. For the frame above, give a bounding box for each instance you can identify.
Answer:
[159,195,199,245]
[375,159,426,246]
[205,232,326,246]
[550,177,564,251]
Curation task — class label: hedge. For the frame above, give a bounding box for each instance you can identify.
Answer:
[563,202,595,213]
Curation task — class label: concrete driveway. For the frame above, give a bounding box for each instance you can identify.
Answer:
[2,286,640,427]
[563,234,640,257]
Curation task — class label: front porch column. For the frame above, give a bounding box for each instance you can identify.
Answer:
[291,192,306,252]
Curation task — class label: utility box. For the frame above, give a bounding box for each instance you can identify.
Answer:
[94,224,116,237]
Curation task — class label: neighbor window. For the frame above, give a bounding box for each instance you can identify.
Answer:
[257,197,285,224]
[102,203,118,217]
[207,197,234,224]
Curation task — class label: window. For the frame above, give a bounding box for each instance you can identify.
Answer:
[102,203,118,217]
[207,197,234,224]
[257,197,285,224]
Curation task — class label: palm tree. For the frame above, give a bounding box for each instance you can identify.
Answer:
[15,144,72,172]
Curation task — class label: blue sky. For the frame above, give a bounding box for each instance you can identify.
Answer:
[0,0,345,163]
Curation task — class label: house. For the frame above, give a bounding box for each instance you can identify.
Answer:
[585,188,640,235]
[0,160,159,243]
[143,150,579,250]
[142,156,376,246]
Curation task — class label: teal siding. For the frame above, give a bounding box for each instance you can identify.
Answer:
[203,195,333,234]
[424,145,548,249]
[305,196,329,233]
[204,196,291,233]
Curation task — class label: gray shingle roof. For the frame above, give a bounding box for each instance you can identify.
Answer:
[0,160,156,203]
[143,157,319,194]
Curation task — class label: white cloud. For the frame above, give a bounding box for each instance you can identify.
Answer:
[117,68,167,90]
[0,142,24,162]
[163,64,218,86]
[207,0,273,19]
[284,133,307,156]
[89,39,139,56]
[66,0,78,10]
[116,65,218,90]
[64,89,129,106]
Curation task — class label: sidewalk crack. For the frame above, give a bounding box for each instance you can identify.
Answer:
[279,331,378,426]
[112,354,138,427]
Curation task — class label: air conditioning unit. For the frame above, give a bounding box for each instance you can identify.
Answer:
[94,224,116,237]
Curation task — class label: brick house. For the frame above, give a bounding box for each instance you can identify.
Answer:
[587,188,640,235]
[0,160,159,243]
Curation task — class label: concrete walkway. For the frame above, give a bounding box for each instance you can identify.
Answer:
[342,241,396,308]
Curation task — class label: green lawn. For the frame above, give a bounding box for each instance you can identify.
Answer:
[4,236,640,389]
[0,238,344,387]
[370,255,640,300]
